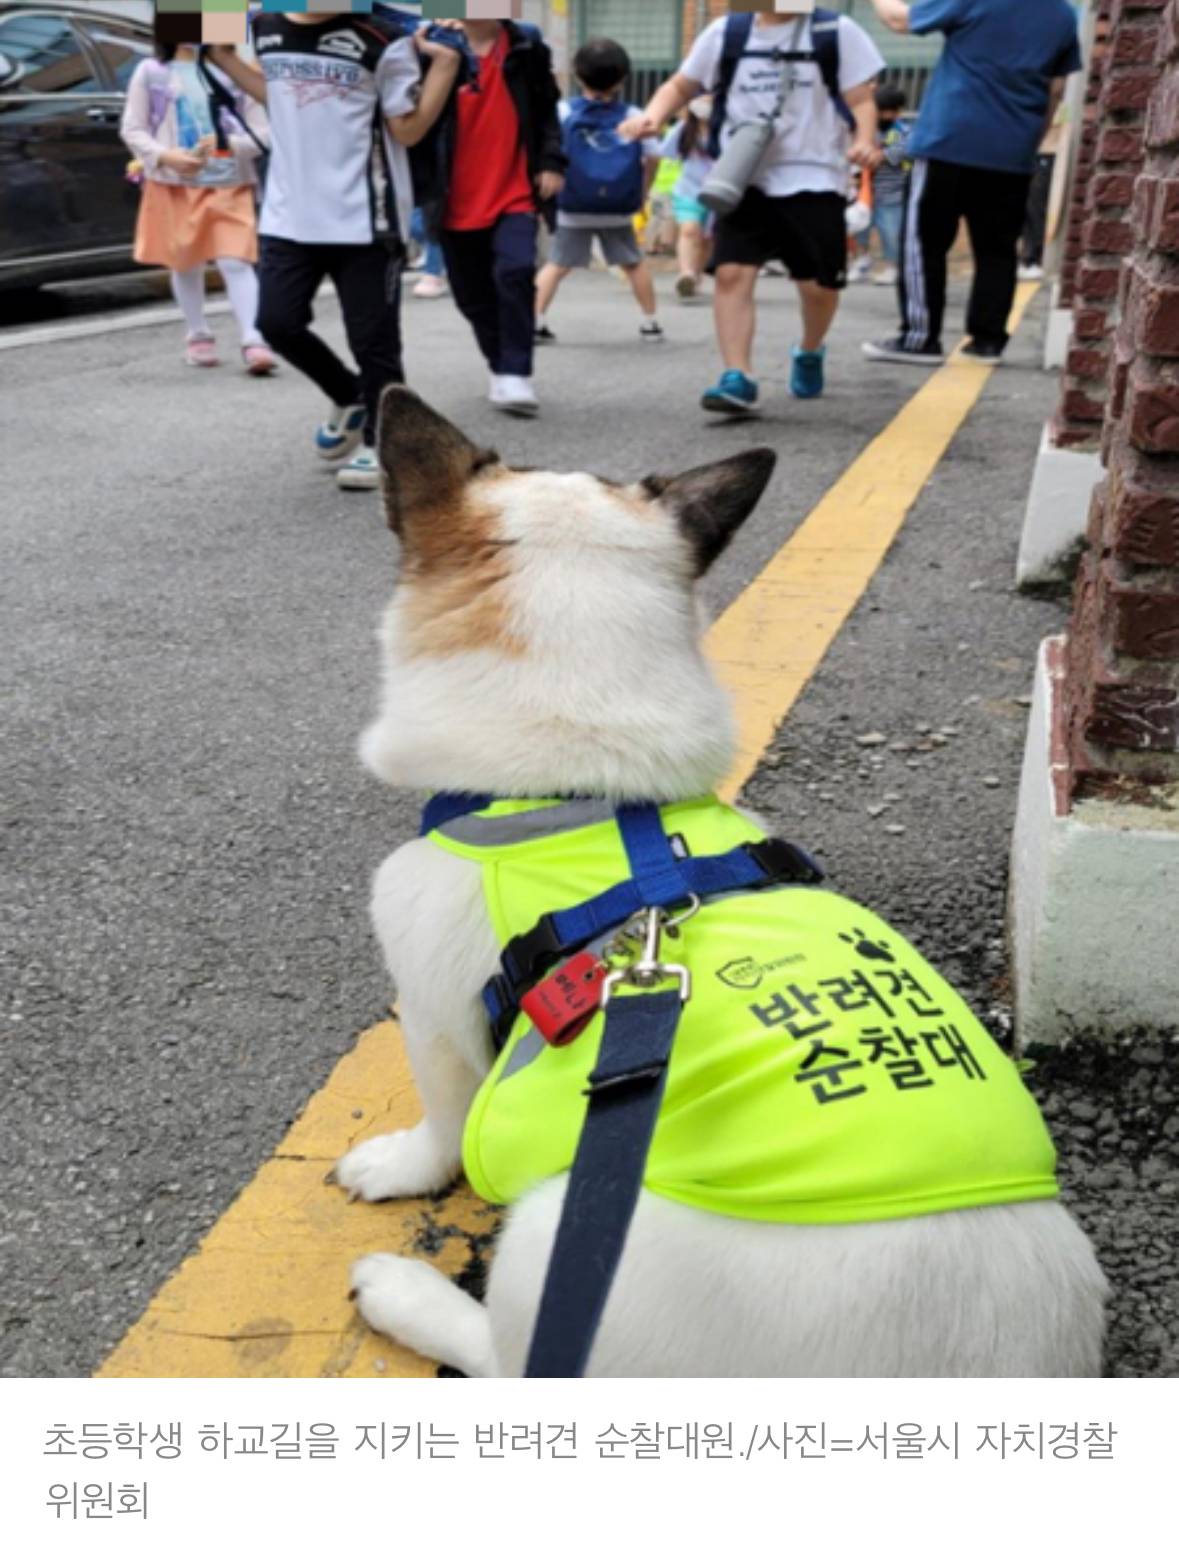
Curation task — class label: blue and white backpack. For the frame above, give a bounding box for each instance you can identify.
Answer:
[558,97,644,217]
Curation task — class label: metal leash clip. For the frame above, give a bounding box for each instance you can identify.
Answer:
[600,896,698,1006]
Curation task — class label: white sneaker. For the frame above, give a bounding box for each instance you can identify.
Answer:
[639,320,665,343]
[489,374,539,417]
[872,265,898,286]
[848,254,872,283]
[412,274,449,299]
[336,446,380,491]
[1018,263,1045,281]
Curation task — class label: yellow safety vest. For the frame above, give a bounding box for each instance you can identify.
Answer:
[428,796,1058,1226]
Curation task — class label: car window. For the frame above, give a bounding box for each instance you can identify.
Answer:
[75,19,150,92]
[0,11,100,94]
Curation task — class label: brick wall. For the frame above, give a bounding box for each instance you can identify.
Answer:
[1059,0,1113,312]
[1054,0,1165,451]
[1061,0,1179,797]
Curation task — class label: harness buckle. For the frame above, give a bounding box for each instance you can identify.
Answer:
[600,903,694,1006]
[745,836,825,886]
[501,913,565,992]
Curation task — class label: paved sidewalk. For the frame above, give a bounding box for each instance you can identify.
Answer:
[2,270,1174,1377]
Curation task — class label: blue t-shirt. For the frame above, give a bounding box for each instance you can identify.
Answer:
[908,0,1082,175]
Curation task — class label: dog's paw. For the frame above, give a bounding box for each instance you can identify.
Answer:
[335,1123,456,1202]
[350,1254,448,1345]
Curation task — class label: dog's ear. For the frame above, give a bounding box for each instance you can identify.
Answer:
[377,386,499,535]
[642,448,777,575]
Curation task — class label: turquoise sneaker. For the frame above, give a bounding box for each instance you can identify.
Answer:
[790,344,825,399]
[701,369,759,415]
[315,401,366,461]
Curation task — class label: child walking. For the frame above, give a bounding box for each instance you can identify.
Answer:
[428,13,565,417]
[121,19,274,374]
[867,83,910,285]
[535,38,664,345]
[209,13,460,490]
[624,4,884,415]
[656,96,716,302]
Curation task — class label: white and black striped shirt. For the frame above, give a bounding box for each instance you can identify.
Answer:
[252,11,420,246]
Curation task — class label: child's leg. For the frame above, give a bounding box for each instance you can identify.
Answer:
[622,260,658,319]
[327,242,405,446]
[677,221,704,279]
[537,228,588,326]
[489,212,538,378]
[796,279,840,352]
[440,225,502,370]
[256,236,360,408]
[535,262,569,318]
[214,256,263,347]
[876,203,902,269]
[713,263,758,373]
[171,265,209,336]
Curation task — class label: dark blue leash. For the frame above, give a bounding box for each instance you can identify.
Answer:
[524,987,682,1378]
[524,802,691,1378]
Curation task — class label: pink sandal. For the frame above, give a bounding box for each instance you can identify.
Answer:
[184,333,219,368]
[242,343,277,376]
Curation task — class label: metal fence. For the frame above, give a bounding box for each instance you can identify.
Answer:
[570,0,682,103]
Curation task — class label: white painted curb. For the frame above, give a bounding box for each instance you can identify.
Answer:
[1015,421,1102,589]
[1043,280,1072,370]
[1010,635,1179,1045]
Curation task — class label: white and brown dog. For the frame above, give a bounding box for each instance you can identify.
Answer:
[335,387,1107,1378]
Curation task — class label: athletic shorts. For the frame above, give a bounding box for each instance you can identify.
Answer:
[710,188,848,289]
[551,223,642,269]
[672,191,710,227]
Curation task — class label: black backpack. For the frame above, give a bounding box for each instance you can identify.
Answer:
[707,7,853,159]
[366,5,471,215]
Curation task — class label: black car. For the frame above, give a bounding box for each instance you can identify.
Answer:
[0,1,153,289]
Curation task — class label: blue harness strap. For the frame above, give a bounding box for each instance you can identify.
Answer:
[419,791,495,836]
[481,811,823,1049]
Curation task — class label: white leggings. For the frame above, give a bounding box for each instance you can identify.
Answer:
[171,257,262,347]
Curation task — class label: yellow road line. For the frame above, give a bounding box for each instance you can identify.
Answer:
[715,281,1039,799]
[98,287,1036,1379]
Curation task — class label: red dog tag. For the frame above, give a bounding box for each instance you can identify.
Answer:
[521,952,608,1046]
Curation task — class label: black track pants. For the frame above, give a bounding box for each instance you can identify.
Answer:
[898,157,1033,354]
[257,236,405,445]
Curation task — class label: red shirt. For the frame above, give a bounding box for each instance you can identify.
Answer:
[444,28,535,232]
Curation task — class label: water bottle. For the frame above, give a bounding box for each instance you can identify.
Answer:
[699,118,775,217]
[175,93,200,151]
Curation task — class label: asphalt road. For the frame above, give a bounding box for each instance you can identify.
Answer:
[2,267,1175,1378]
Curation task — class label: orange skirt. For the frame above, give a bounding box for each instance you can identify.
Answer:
[134,181,258,271]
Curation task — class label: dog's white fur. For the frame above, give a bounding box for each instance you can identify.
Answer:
[337,392,1108,1377]
[359,468,738,804]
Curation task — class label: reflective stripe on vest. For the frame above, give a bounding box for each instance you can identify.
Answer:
[429,796,1058,1227]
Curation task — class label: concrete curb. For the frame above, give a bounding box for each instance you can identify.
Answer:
[1010,635,1179,1045]
[1015,421,1102,590]
[1043,281,1073,370]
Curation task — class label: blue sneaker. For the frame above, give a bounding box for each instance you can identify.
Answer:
[790,344,825,399]
[315,401,366,461]
[701,369,759,415]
